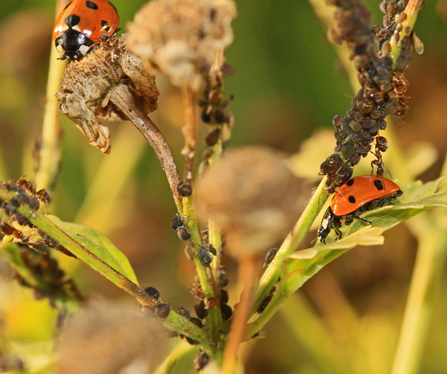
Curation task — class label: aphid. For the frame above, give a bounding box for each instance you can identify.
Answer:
[177,307,191,320]
[53,0,120,60]
[197,246,213,266]
[221,303,233,320]
[177,182,192,197]
[194,300,208,319]
[176,226,191,241]
[154,303,170,319]
[264,248,278,266]
[194,351,210,370]
[317,175,403,244]
[171,216,183,230]
[144,286,160,300]
[190,284,205,299]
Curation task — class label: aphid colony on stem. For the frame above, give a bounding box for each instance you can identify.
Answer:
[321,0,412,192]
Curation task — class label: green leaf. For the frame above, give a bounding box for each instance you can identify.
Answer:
[47,215,139,285]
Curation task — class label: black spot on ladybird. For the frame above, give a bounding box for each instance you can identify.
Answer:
[348,196,356,203]
[346,179,355,186]
[85,1,99,10]
[374,180,384,190]
[64,14,81,27]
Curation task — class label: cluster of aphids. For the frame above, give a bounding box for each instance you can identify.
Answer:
[321,0,411,192]
[13,244,82,307]
[198,63,235,164]
[0,178,74,258]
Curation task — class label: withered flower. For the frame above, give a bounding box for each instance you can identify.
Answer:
[56,34,159,154]
[127,0,237,91]
[197,146,305,258]
[56,302,169,374]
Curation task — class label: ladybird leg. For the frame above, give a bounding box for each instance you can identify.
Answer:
[333,225,343,241]
[357,217,372,224]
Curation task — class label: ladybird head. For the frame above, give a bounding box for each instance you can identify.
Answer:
[55,29,95,60]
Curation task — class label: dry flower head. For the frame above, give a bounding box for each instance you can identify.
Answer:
[56,34,159,154]
[127,0,237,91]
[197,146,305,258]
[56,302,169,374]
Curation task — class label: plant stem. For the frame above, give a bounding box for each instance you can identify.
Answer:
[109,83,183,213]
[222,255,258,374]
[390,217,447,374]
[250,176,328,315]
[181,87,198,186]
[390,0,424,67]
[153,342,196,374]
[35,40,65,190]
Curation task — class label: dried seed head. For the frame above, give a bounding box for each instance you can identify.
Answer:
[197,146,305,258]
[56,303,168,374]
[56,34,159,154]
[127,0,237,92]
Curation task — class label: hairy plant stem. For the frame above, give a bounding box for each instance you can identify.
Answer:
[250,176,328,316]
[109,83,183,213]
[222,255,258,374]
[181,87,198,186]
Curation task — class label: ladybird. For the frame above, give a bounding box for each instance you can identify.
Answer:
[53,0,119,60]
[317,175,403,244]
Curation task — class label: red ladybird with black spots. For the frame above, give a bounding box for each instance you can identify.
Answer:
[53,0,120,60]
[318,175,403,244]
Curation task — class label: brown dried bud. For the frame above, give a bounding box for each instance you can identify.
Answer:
[197,146,305,258]
[56,34,159,154]
[127,0,237,91]
[56,303,168,374]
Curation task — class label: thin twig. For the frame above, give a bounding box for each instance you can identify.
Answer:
[110,83,183,211]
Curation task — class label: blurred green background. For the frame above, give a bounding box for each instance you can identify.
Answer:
[1,0,447,373]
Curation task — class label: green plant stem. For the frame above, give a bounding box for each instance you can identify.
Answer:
[153,342,196,374]
[390,0,424,67]
[390,216,447,374]
[279,293,355,374]
[250,176,328,315]
[35,42,65,190]
[182,194,223,343]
